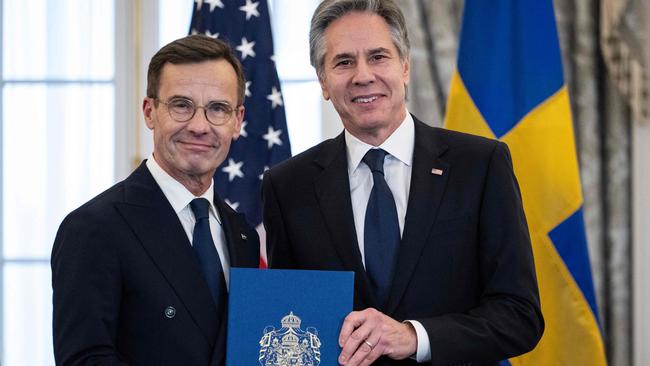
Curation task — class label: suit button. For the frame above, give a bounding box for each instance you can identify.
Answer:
[164,306,176,318]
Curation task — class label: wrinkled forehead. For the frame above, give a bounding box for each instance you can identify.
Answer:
[324,12,397,56]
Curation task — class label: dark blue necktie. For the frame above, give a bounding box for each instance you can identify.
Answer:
[190,198,227,307]
[363,149,400,307]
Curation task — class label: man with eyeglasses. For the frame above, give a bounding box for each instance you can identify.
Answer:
[51,35,260,366]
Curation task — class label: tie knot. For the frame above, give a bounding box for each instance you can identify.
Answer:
[363,149,388,174]
[190,198,211,221]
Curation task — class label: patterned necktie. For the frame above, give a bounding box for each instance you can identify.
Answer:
[190,198,227,307]
[363,149,400,307]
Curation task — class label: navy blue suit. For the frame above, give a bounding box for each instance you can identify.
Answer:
[52,162,260,365]
[262,118,543,366]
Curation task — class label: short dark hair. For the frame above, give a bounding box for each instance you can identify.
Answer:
[146,35,246,105]
[309,0,410,77]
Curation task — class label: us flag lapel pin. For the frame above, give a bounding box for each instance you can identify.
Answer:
[431,168,444,175]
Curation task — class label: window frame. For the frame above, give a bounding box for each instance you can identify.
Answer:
[0,0,124,363]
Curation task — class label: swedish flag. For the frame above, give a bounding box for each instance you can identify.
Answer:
[444,1,607,364]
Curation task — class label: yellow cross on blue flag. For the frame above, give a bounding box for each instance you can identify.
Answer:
[444,1,607,365]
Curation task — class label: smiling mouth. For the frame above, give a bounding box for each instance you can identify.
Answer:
[179,141,214,150]
[352,96,379,104]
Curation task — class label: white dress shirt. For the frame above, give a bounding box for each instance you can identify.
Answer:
[345,113,431,362]
[146,155,231,288]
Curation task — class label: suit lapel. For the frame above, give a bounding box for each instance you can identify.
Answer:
[213,191,258,268]
[385,119,451,315]
[313,135,379,308]
[114,163,218,344]
[210,190,258,365]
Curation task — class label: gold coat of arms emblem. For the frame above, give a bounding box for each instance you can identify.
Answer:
[258,311,322,366]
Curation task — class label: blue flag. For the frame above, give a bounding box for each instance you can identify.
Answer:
[190,0,291,241]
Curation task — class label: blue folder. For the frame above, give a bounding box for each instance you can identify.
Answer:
[226,268,354,366]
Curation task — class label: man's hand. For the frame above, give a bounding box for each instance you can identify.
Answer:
[338,308,417,366]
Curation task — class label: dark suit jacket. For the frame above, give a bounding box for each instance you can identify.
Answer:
[262,117,543,366]
[51,161,260,366]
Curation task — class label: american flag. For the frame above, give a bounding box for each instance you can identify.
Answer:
[190,0,292,265]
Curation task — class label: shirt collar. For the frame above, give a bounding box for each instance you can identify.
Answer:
[345,112,415,175]
[145,154,218,219]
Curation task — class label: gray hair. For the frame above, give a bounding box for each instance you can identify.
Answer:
[309,0,410,77]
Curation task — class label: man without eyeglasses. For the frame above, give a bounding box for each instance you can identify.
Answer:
[262,1,544,365]
[51,35,260,366]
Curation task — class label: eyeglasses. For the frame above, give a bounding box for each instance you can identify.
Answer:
[156,97,239,126]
